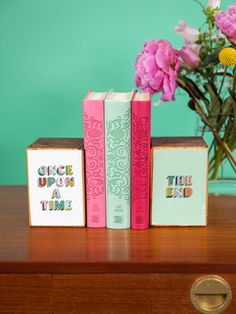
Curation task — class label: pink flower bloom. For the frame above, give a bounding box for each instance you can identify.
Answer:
[208,0,221,9]
[134,39,181,101]
[179,42,201,68]
[215,4,236,45]
[175,21,200,42]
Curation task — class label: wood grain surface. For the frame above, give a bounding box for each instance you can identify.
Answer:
[0,186,235,274]
[1,273,236,313]
[28,138,84,149]
[0,274,51,313]
[0,186,236,313]
[151,137,208,148]
[53,273,236,314]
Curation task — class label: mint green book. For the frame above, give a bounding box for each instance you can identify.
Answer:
[105,92,134,229]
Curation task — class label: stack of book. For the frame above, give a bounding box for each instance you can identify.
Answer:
[83,90,151,229]
[27,90,208,229]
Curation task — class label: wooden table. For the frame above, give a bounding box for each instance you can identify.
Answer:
[0,186,235,313]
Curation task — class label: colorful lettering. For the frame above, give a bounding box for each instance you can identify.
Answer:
[54,200,65,210]
[47,177,55,187]
[49,200,54,210]
[185,176,192,186]
[38,178,46,187]
[66,165,73,175]
[48,166,57,176]
[166,187,173,198]
[40,200,48,210]
[38,166,47,176]
[57,165,65,176]
[184,188,193,197]
[52,188,61,199]
[37,164,75,212]
[167,176,175,186]
[56,177,64,187]
[173,187,183,198]
[175,176,185,186]
[66,177,74,187]
[65,200,72,210]
[166,175,193,199]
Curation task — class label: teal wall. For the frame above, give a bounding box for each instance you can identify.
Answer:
[0,0,232,184]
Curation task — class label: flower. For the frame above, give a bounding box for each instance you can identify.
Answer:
[133,0,236,180]
[208,0,221,9]
[179,42,201,68]
[175,21,200,42]
[219,47,236,66]
[215,4,236,45]
[134,39,181,101]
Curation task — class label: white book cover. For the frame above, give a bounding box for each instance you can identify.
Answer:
[27,145,85,226]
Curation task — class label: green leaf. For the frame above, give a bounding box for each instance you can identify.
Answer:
[177,75,210,126]
[227,94,236,151]
[217,96,234,129]
[177,75,209,105]
[199,46,208,61]
[198,48,221,69]
[204,83,222,126]
[195,104,209,126]
[184,77,208,102]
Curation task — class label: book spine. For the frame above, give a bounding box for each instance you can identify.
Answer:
[83,96,106,227]
[131,98,151,229]
[105,99,131,229]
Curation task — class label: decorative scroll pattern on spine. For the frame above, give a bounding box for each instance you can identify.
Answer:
[106,109,130,202]
[132,113,150,201]
[84,113,104,200]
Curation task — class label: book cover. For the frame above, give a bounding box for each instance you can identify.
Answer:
[131,92,151,229]
[150,137,208,226]
[105,91,134,229]
[27,138,85,226]
[83,90,107,227]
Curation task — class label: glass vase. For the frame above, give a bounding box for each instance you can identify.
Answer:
[195,114,236,195]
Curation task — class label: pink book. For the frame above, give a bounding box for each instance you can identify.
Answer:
[131,91,151,229]
[83,90,107,227]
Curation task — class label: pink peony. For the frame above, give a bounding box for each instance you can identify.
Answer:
[179,42,201,68]
[215,4,236,45]
[134,39,181,101]
[208,0,221,9]
[175,21,200,42]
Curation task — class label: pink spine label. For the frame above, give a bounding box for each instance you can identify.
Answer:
[131,99,151,229]
[83,99,106,227]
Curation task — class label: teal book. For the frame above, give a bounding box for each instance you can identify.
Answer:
[105,92,134,229]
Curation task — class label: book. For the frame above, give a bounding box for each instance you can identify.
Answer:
[83,90,107,227]
[105,91,134,229]
[150,137,208,226]
[27,138,85,226]
[131,92,151,229]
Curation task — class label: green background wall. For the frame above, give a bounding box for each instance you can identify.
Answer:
[0,0,232,184]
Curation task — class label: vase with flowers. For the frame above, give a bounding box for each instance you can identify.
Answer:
[134,0,236,194]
